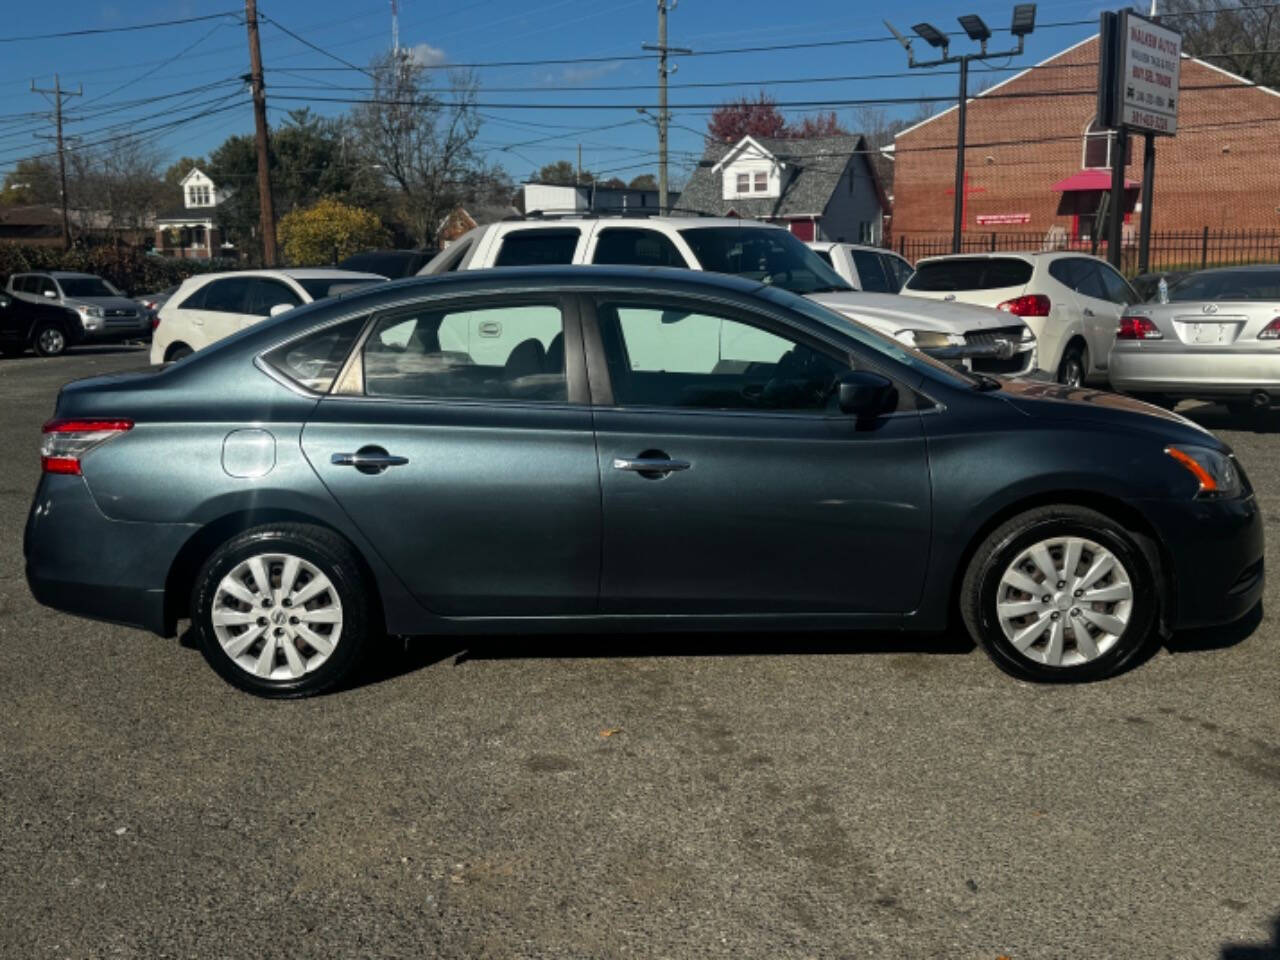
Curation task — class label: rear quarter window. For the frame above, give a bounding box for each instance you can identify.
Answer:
[493,229,581,267]
[906,257,1033,292]
[262,316,366,393]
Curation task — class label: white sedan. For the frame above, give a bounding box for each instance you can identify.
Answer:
[152,268,387,363]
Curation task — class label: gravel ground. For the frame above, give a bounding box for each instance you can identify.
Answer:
[1,346,1277,959]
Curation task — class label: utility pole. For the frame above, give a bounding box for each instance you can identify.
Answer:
[886,5,1038,253]
[31,74,82,251]
[244,0,277,266]
[643,2,690,214]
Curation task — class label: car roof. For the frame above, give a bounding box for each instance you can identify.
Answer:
[915,251,1081,265]
[184,268,388,282]
[494,216,780,231]
[48,271,100,279]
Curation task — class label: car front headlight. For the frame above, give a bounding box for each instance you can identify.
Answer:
[1165,444,1243,499]
[895,329,962,350]
[77,305,104,319]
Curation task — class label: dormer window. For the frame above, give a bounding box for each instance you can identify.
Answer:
[736,173,750,194]
[186,183,213,207]
[753,172,767,192]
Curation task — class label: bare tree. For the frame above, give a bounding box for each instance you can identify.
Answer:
[67,135,167,245]
[352,51,484,246]
[1161,0,1279,87]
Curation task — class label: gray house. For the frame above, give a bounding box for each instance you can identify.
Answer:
[678,134,887,243]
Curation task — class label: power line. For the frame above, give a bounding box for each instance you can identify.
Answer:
[0,11,241,44]
[260,14,377,79]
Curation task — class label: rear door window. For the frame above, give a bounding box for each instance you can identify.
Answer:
[200,277,252,313]
[882,254,914,291]
[851,250,892,293]
[905,257,1033,292]
[493,229,581,267]
[591,228,687,267]
[1098,264,1138,305]
[1071,260,1110,301]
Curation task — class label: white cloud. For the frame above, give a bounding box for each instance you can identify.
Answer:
[409,43,447,67]
[537,61,624,88]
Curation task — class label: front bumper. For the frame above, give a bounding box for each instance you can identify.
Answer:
[24,474,197,636]
[1139,492,1265,630]
[1110,344,1280,397]
[80,319,152,343]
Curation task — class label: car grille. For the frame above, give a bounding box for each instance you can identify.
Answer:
[965,325,1032,374]
[104,308,138,318]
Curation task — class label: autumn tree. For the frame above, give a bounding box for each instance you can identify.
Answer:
[706,91,788,143]
[278,197,390,265]
[0,157,60,206]
[789,112,850,138]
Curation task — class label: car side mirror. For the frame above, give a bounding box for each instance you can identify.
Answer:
[269,303,293,317]
[0,295,9,308]
[836,370,896,417]
[42,289,57,299]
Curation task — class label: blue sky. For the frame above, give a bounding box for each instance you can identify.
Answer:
[0,0,1107,185]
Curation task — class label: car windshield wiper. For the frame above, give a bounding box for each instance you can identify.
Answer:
[971,373,1003,391]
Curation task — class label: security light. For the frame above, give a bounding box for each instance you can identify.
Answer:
[958,14,991,42]
[911,22,948,48]
[1010,3,1037,37]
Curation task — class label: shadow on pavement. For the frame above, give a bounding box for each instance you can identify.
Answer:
[1221,914,1280,959]
[1178,401,1279,435]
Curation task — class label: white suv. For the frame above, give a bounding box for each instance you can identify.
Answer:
[422,216,1036,376]
[901,252,1141,386]
[151,268,386,363]
[806,242,914,293]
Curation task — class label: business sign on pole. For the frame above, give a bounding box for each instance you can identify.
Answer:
[1115,10,1181,135]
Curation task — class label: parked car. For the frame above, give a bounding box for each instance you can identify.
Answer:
[807,241,914,293]
[26,266,1262,698]
[338,249,435,278]
[0,290,83,357]
[136,284,179,322]
[420,216,1036,377]
[1130,269,1189,303]
[151,268,387,363]
[902,252,1141,386]
[1109,265,1280,415]
[6,271,151,353]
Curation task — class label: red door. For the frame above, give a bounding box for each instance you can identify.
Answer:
[789,220,815,242]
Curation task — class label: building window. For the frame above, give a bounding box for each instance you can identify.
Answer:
[736,172,750,194]
[754,171,767,192]
[1082,117,1132,170]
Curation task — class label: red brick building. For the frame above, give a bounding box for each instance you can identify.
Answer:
[890,36,1280,247]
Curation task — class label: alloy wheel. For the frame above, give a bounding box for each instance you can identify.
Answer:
[38,327,65,355]
[994,536,1133,667]
[210,552,343,680]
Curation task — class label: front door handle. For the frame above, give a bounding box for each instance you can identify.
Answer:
[613,454,691,478]
[331,446,409,475]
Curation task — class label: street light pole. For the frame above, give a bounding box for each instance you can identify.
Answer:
[887,5,1037,254]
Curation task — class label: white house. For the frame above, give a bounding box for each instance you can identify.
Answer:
[153,168,232,259]
[679,134,887,243]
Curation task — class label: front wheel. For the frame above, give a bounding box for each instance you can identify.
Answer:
[33,322,68,357]
[960,505,1159,682]
[1056,342,1088,387]
[191,524,374,698]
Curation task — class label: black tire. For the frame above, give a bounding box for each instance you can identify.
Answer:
[191,523,374,698]
[1132,393,1177,411]
[1056,341,1088,387]
[960,505,1160,683]
[32,321,68,357]
[166,343,193,362]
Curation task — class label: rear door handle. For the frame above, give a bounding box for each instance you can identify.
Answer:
[332,446,409,474]
[1083,308,1096,317]
[613,456,691,474]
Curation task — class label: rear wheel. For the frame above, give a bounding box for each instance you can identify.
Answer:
[191,524,373,698]
[33,322,68,357]
[165,343,193,362]
[1056,341,1088,387]
[960,505,1159,682]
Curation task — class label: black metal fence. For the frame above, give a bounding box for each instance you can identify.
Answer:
[894,228,1280,276]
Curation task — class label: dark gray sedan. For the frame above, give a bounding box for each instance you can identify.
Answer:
[25,268,1263,697]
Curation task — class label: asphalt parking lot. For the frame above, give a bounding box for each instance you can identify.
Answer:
[1,346,1278,959]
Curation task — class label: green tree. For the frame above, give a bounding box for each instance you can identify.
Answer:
[536,160,593,185]
[1,157,60,206]
[628,173,657,190]
[278,197,390,265]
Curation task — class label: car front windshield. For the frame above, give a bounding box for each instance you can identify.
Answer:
[1168,270,1280,302]
[58,277,115,298]
[679,226,851,295]
[755,284,982,389]
[295,277,384,300]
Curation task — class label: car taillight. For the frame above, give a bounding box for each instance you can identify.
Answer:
[151,315,161,330]
[1118,315,1163,340]
[1258,318,1280,340]
[997,294,1051,317]
[40,419,133,475]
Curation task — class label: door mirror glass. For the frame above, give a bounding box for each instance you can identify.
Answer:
[42,289,57,299]
[836,370,896,417]
[269,303,294,317]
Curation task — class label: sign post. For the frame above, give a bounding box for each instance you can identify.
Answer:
[1098,10,1180,271]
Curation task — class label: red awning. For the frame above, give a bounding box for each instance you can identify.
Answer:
[1051,169,1140,192]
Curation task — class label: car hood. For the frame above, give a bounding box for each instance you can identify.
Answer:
[806,290,1025,335]
[66,295,142,312]
[995,377,1219,444]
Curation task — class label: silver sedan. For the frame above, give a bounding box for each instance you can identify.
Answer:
[1109,265,1280,415]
